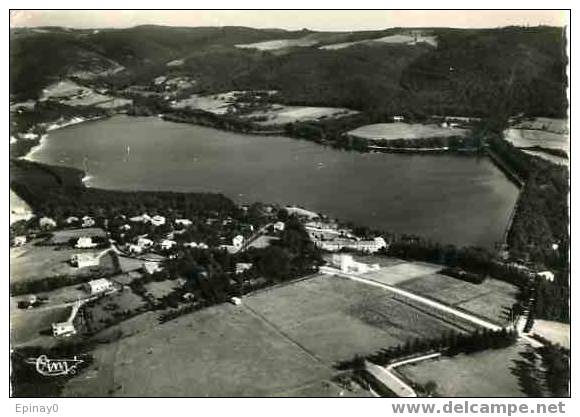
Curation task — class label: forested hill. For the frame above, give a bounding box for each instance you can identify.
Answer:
[10,25,567,118]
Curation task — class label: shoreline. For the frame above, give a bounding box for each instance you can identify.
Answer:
[22,115,109,162]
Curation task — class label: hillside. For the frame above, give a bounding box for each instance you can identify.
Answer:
[10,25,567,118]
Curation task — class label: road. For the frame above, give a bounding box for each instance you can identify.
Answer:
[323,267,503,331]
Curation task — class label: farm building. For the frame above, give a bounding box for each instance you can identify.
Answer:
[331,254,380,274]
[70,253,100,268]
[393,115,405,122]
[39,217,57,229]
[52,321,76,337]
[75,237,97,249]
[12,236,27,247]
[129,244,143,254]
[273,221,285,232]
[85,278,114,295]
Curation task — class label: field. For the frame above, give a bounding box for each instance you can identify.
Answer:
[235,35,319,51]
[245,105,357,126]
[144,279,183,299]
[320,33,438,50]
[359,261,442,286]
[10,244,116,284]
[48,227,106,244]
[348,123,468,141]
[521,149,568,166]
[511,117,568,134]
[62,274,464,396]
[531,320,570,349]
[10,298,71,346]
[397,340,533,397]
[396,272,519,325]
[503,128,569,154]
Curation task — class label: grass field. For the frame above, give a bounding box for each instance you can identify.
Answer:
[246,105,357,126]
[397,273,519,325]
[397,341,532,397]
[10,298,71,346]
[531,320,570,349]
[504,128,569,154]
[359,261,442,286]
[62,274,464,396]
[10,244,116,284]
[348,123,468,141]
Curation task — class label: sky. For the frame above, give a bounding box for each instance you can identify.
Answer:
[10,10,569,31]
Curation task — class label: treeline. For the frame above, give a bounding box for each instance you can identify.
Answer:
[336,328,518,370]
[10,159,239,224]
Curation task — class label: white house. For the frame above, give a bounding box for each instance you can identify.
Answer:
[85,278,114,295]
[130,213,152,223]
[160,239,176,250]
[52,322,76,337]
[119,224,131,231]
[232,235,244,249]
[198,243,209,249]
[70,253,100,268]
[273,221,285,232]
[39,217,57,229]
[175,218,193,227]
[65,216,79,225]
[137,237,154,248]
[12,236,27,247]
[235,263,253,275]
[393,115,405,122]
[82,216,96,228]
[184,242,198,248]
[151,215,166,226]
[128,244,143,254]
[537,271,555,282]
[230,297,242,306]
[75,237,97,249]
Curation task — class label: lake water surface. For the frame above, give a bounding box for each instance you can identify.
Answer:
[28,116,519,248]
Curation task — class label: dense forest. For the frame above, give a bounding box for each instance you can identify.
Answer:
[11,25,567,118]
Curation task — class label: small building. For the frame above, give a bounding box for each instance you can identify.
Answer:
[143,261,163,274]
[273,221,286,232]
[119,224,131,231]
[232,235,244,249]
[235,262,253,275]
[39,217,57,229]
[85,278,114,295]
[65,216,79,225]
[137,237,154,248]
[393,115,405,122]
[130,213,151,223]
[198,243,209,249]
[70,253,100,268]
[175,219,193,227]
[537,271,555,282]
[82,216,96,228]
[230,297,242,306]
[184,242,198,248]
[52,322,76,337]
[128,244,143,254]
[75,237,97,249]
[12,236,27,247]
[160,239,176,250]
[151,215,166,226]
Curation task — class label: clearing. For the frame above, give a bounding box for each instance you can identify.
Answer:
[348,123,468,141]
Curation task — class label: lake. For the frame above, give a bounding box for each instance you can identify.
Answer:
[27,116,519,248]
